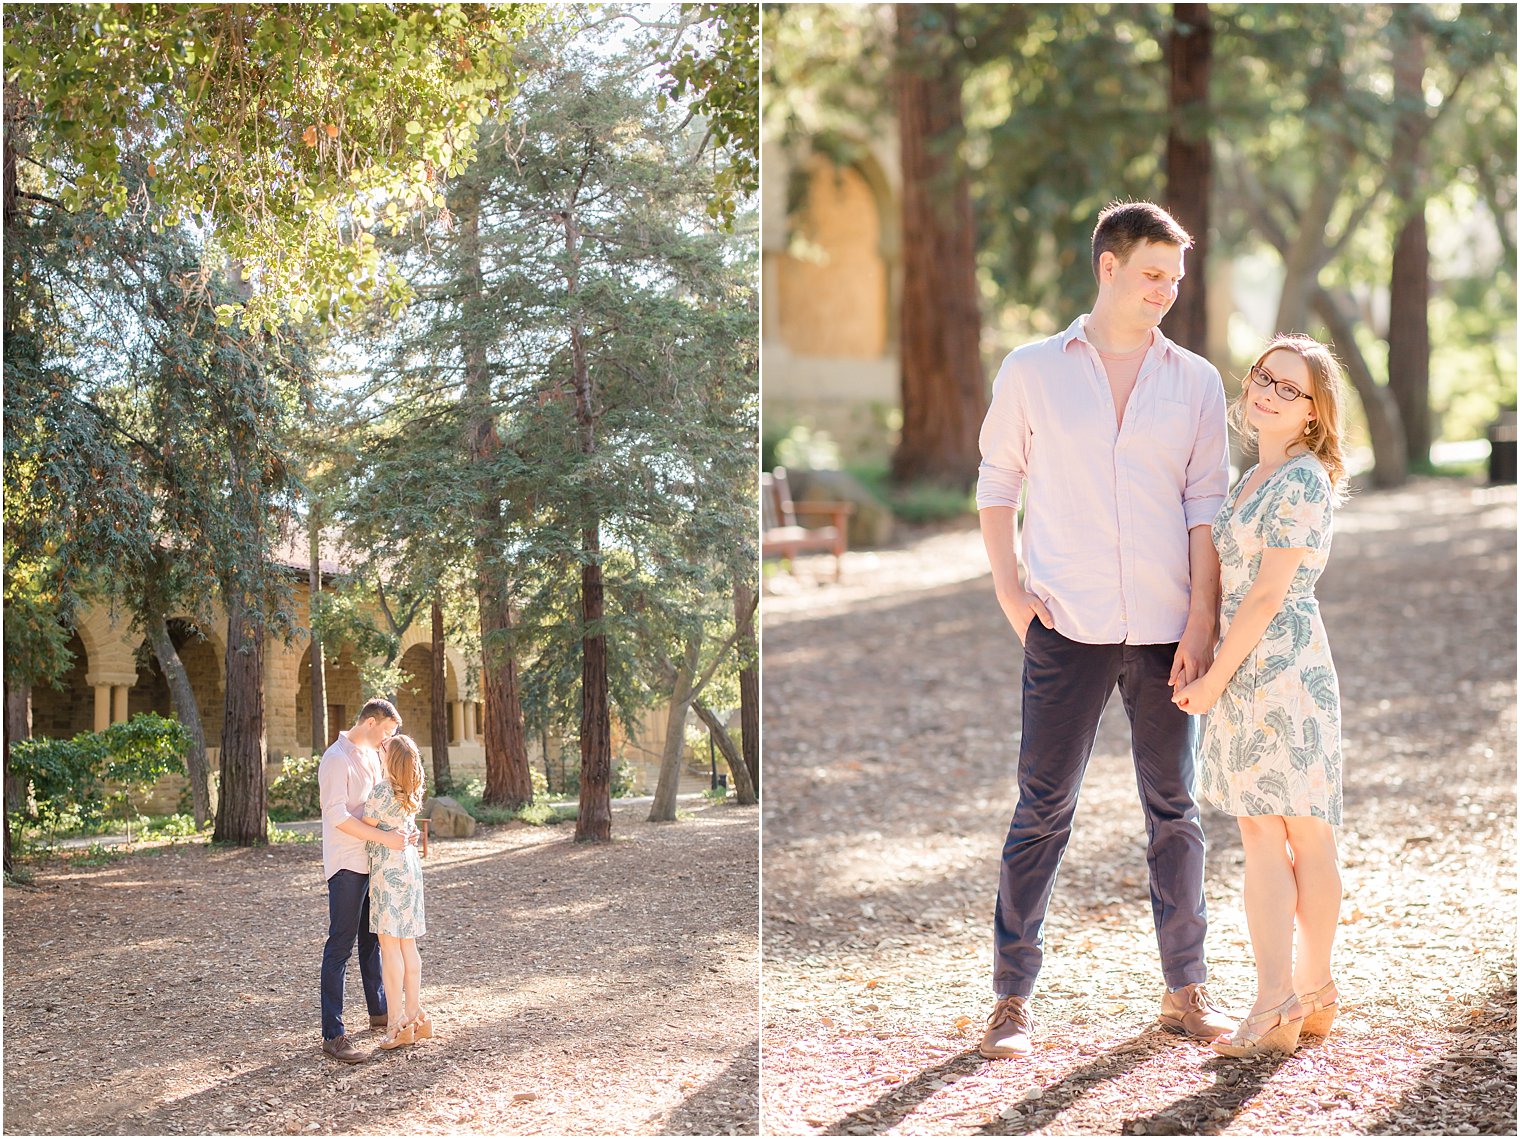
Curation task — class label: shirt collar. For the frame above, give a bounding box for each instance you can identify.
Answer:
[1061,314,1178,363]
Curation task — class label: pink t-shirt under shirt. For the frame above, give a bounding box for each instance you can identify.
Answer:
[318,731,382,881]
[976,315,1230,646]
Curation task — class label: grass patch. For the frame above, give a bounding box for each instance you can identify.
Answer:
[1411,455,1489,479]
[846,462,976,524]
[4,866,37,886]
[703,785,729,803]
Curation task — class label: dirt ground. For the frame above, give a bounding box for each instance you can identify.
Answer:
[4,801,759,1136]
[761,477,1516,1136]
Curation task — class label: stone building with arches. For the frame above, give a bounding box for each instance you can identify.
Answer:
[33,541,688,814]
[762,136,903,465]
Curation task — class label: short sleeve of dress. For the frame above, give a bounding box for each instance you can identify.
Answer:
[1263,461,1333,550]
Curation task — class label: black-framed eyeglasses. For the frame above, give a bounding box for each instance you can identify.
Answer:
[1248,365,1313,403]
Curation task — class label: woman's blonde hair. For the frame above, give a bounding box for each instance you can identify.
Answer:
[381,734,425,815]
[1231,333,1350,496]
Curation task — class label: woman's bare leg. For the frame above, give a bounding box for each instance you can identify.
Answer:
[1285,815,1341,995]
[378,934,405,1034]
[401,938,423,1021]
[1238,814,1298,1018]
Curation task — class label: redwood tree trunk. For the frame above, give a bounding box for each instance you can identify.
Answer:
[563,202,612,843]
[4,681,31,874]
[1163,3,1212,356]
[575,521,613,842]
[891,3,986,490]
[733,576,759,800]
[455,174,532,810]
[693,698,754,805]
[1387,16,1432,467]
[429,595,451,794]
[146,612,211,827]
[308,507,327,755]
[649,631,701,823]
[1388,206,1431,465]
[214,592,268,845]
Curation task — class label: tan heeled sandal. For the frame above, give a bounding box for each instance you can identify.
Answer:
[377,1016,417,1050]
[413,1010,434,1040]
[1298,980,1339,1036]
[1211,994,1305,1058]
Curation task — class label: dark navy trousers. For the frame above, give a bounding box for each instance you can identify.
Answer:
[320,869,387,1040]
[993,621,1209,998]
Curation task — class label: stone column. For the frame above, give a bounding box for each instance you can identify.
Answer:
[92,685,112,732]
[449,701,463,745]
[111,686,128,723]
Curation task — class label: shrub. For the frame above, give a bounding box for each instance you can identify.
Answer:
[268,754,322,822]
[10,713,189,838]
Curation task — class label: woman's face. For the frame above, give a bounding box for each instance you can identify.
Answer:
[1245,349,1316,439]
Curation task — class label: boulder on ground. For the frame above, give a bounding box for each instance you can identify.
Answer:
[420,795,476,838]
[788,468,895,548]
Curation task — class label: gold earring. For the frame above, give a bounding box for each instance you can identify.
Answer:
[1304,422,1314,435]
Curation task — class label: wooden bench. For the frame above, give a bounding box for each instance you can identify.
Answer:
[762,466,854,582]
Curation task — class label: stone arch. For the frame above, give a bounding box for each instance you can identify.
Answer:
[31,630,94,740]
[394,643,462,743]
[295,642,365,753]
[776,152,899,359]
[126,619,226,743]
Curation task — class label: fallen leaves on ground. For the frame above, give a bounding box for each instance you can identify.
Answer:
[5,802,759,1135]
[762,478,1516,1136]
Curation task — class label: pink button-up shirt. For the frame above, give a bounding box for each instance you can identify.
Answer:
[976,315,1229,646]
[318,731,382,881]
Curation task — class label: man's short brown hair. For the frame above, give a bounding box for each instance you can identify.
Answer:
[1091,201,1193,281]
[355,698,402,728]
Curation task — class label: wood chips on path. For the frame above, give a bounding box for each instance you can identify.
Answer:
[762,477,1516,1136]
[5,801,758,1135]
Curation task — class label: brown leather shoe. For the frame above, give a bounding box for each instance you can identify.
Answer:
[979,995,1034,1058]
[369,1013,389,1030]
[1159,982,1236,1040]
[321,1034,370,1064]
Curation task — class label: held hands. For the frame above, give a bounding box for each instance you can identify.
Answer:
[1169,618,1216,691]
[1172,672,1224,716]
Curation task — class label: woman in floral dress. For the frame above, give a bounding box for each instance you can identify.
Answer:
[1174,334,1348,1058]
[363,733,432,1049]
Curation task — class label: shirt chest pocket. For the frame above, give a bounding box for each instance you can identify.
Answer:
[1148,397,1196,450]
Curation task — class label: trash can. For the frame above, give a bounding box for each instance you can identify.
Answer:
[1488,409,1517,485]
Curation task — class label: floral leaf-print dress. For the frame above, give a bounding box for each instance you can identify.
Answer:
[1200,452,1343,824]
[364,779,426,937]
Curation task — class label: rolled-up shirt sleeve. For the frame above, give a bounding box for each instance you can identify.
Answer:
[319,756,355,830]
[976,352,1030,511]
[1183,366,1230,529]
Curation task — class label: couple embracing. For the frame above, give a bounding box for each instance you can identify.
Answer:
[977,202,1346,1060]
[317,698,434,1063]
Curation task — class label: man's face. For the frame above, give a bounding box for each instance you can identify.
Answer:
[357,716,400,749]
[1101,240,1185,328]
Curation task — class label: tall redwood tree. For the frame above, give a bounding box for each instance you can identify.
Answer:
[891,3,986,491]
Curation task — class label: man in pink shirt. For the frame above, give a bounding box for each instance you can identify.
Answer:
[975,202,1236,1057]
[317,697,416,1063]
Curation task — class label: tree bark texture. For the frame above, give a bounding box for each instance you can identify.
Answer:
[891,4,986,491]
[563,202,613,844]
[429,595,452,794]
[145,613,211,827]
[3,681,31,875]
[455,176,533,810]
[1388,206,1431,465]
[308,507,327,756]
[693,699,755,805]
[1163,3,1212,356]
[1388,16,1432,466]
[733,576,759,800]
[213,592,268,845]
[1312,285,1408,489]
[649,631,701,823]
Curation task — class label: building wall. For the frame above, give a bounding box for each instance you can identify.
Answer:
[42,580,689,815]
[763,140,904,466]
